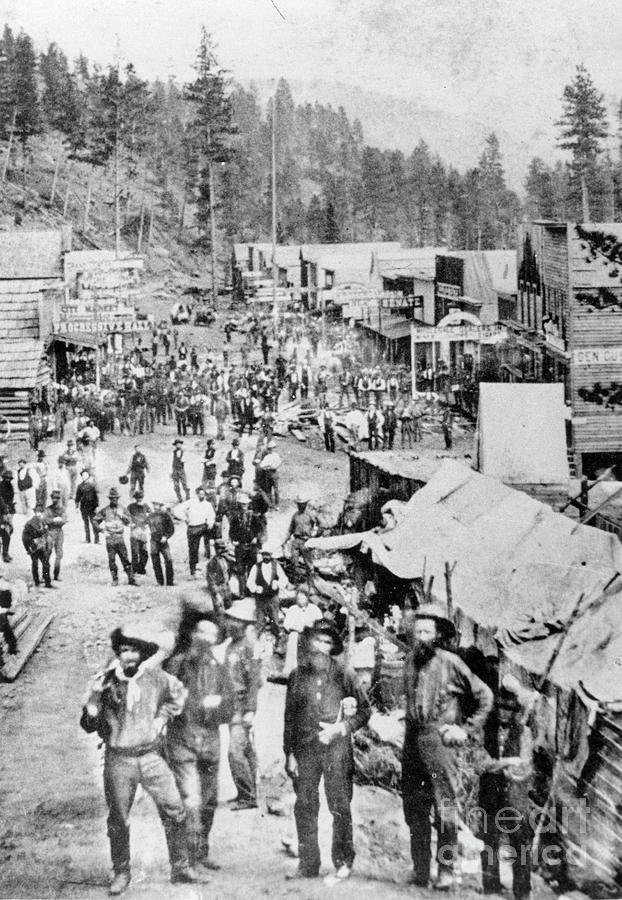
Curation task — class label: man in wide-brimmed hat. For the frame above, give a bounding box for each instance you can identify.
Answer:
[245,542,288,639]
[224,599,261,810]
[206,538,235,612]
[401,603,493,891]
[166,609,235,875]
[80,623,200,895]
[285,492,318,577]
[148,500,175,586]
[283,618,371,883]
[93,488,136,587]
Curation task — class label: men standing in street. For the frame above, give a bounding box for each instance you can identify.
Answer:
[246,544,289,638]
[43,489,67,582]
[228,493,261,586]
[75,469,99,544]
[283,619,371,882]
[147,500,175,587]
[166,609,235,875]
[127,490,151,576]
[382,401,398,450]
[126,444,149,497]
[171,439,190,503]
[94,488,137,587]
[224,599,261,811]
[175,487,216,579]
[401,604,493,889]
[22,503,53,589]
[80,623,200,895]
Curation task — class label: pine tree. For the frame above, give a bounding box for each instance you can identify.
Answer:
[557,64,608,222]
[13,30,42,150]
[184,28,237,295]
[0,26,16,139]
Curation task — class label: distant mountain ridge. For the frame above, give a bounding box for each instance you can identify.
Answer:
[249,78,559,193]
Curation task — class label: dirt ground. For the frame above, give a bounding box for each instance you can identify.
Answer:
[0,289,536,899]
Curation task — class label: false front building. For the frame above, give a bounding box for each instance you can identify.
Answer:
[506,221,622,477]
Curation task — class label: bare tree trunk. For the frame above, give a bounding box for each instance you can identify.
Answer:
[115,143,121,258]
[63,166,72,218]
[1,108,16,182]
[580,171,591,223]
[50,144,63,205]
[83,169,94,231]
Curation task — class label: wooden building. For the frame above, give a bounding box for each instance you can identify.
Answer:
[0,340,51,441]
[505,222,622,477]
[348,451,443,528]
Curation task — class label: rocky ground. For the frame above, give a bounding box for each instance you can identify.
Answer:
[0,290,547,899]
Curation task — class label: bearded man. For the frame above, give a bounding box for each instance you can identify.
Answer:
[80,623,199,895]
[401,604,493,890]
[284,619,371,883]
[166,609,235,875]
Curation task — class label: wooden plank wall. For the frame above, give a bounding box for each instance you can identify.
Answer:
[0,389,32,441]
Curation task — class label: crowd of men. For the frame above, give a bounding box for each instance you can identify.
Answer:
[5,310,506,898]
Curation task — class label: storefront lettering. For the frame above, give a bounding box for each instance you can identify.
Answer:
[573,347,622,365]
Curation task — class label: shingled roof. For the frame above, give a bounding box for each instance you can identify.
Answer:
[0,340,49,390]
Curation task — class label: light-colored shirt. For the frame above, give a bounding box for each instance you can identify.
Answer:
[175,498,216,528]
[246,560,288,594]
[282,602,322,633]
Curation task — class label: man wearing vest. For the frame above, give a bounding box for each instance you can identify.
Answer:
[246,545,289,638]
[94,488,137,587]
[171,440,190,504]
[226,437,245,480]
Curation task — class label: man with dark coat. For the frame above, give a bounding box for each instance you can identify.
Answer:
[80,623,200,895]
[401,604,493,890]
[284,619,371,882]
[127,490,151,576]
[205,539,234,612]
[0,469,15,562]
[166,609,235,874]
[75,469,99,544]
[148,500,175,586]
[126,444,150,496]
[171,440,190,503]
[22,504,53,588]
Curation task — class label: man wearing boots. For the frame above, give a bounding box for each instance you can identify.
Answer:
[224,599,261,811]
[166,609,235,875]
[94,488,137,587]
[283,619,371,882]
[43,489,67,582]
[22,504,53,589]
[80,623,200,895]
[75,469,99,544]
[246,544,289,639]
[148,500,175,586]
[401,604,493,890]
[127,490,151,576]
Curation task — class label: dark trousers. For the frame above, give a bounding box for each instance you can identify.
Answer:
[324,428,335,453]
[169,736,220,865]
[402,725,460,880]
[49,529,64,579]
[294,739,355,876]
[30,548,51,586]
[187,525,208,575]
[256,594,280,638]
[151,538,174,585]
[106,539,133,583]
[130,536,149,575]
[228,721,257,805]
[479,773,533,899]
[173,470,190,503]
[129,471,145,496]
[103,749,188,876]
[176,414,187,436]
[81,508,99,543]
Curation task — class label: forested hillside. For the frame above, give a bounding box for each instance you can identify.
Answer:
[0,23,619,269]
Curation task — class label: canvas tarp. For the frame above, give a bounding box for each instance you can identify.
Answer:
[476,382,570,484]
[308,460,622,698]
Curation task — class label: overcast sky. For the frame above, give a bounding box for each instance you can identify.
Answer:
[2,0,621,145]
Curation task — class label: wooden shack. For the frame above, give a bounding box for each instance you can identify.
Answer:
[0,340,51,441]
[348,450,443,528]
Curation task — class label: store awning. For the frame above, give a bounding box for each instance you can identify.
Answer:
[48,331,108,349]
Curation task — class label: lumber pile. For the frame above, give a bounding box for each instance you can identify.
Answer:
[0,607,54,681]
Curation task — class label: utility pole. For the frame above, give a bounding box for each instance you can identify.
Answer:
[271,96,278,329]
[207,125,218,308]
